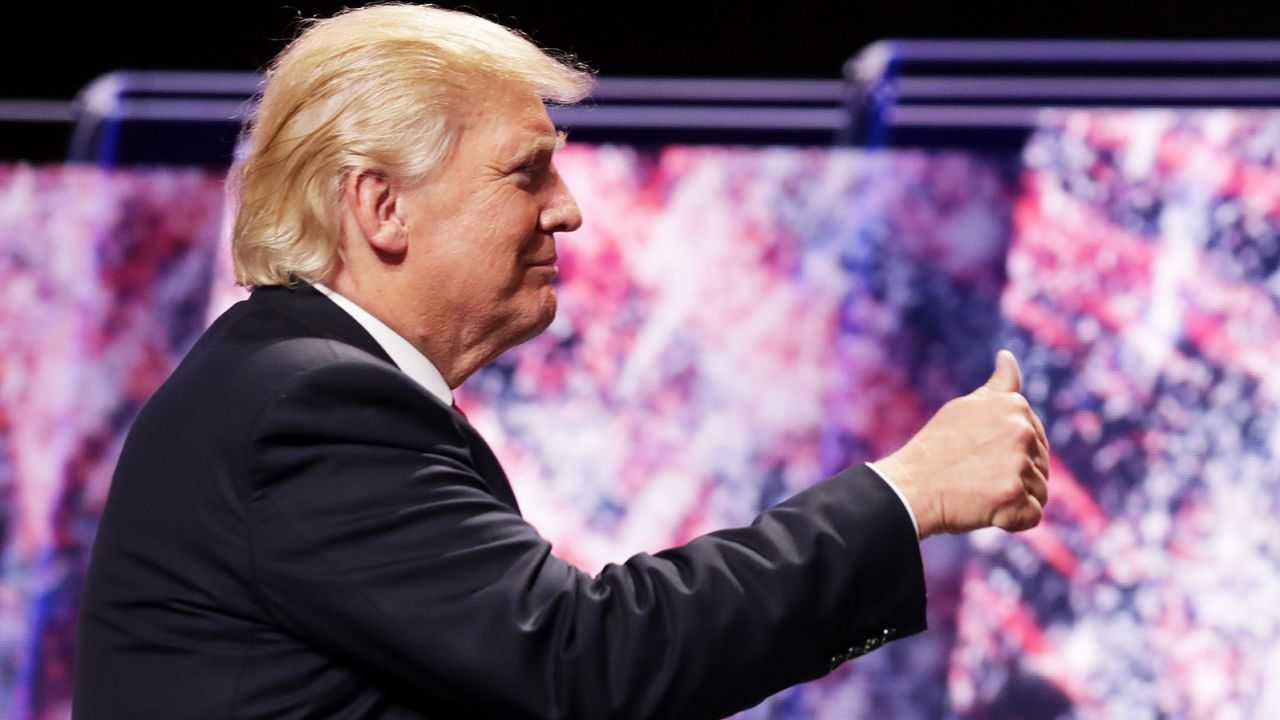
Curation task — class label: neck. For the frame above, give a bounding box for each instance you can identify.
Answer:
[323,270,506,389]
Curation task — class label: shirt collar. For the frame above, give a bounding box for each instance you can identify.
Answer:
[310,281,453,407]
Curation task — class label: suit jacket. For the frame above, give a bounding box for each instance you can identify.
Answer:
[74,283,928,720]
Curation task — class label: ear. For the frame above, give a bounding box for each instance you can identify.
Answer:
[342,169,407,255]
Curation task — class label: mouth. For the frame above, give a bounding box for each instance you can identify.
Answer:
[526,255,559,285]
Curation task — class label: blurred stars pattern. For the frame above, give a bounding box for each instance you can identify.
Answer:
[2,110,1279,719]
[959,111,1280,720]
[0,165,226,719]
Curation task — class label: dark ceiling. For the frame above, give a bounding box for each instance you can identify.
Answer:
[8,1,1280,99]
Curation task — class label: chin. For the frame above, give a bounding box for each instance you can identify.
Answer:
[531,293,557,335]
[511,291,557,345]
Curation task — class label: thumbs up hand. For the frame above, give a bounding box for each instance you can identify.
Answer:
[982,348,1023,393]
[876,350,1050,538]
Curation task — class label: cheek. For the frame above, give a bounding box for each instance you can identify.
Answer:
[441,194,544,291]
[498,194,546,241]
[472,201,533,250]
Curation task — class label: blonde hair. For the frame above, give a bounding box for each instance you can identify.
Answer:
[232,3,593,287]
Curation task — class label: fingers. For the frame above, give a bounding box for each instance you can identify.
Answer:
[982,349,1022,394]
[1022,453,1049,511]
[1029,412,1050,509]
[1033,438,1050,501]
[1027,400,1048,446]
[992,457,1048,533]
[1023,418,1050,496]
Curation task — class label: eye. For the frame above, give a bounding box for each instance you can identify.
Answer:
[511,156,550,188]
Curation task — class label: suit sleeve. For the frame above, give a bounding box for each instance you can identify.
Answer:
[245,358,927,720]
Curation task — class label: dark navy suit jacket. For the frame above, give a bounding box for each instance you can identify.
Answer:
[74,284,927,719]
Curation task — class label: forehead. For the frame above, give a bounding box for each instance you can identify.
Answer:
[458,84,557,149]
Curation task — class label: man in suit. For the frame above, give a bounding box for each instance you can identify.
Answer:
[74,5,1050,719]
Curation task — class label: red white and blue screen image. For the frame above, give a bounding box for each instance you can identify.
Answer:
[2,110,1279,718]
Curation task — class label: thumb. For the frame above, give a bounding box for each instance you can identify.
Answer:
[983,349,1022,393]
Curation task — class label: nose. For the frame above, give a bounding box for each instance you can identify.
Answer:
[539,164,583,234]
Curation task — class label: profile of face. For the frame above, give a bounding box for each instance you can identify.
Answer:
[393,84,583,359]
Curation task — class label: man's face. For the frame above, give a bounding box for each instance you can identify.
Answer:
[395,84,582,357]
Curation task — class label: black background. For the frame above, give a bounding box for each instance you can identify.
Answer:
[8,1,1280,99]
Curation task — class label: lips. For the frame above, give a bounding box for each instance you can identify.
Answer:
[527,254,558,267]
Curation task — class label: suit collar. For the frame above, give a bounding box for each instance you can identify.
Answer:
[249,283,395,368]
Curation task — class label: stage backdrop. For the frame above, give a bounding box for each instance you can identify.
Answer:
[2,110,1279,719]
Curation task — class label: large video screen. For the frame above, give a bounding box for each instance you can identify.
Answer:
[2,110,1278,718]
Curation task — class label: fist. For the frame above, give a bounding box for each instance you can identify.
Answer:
[876,350,1050,538]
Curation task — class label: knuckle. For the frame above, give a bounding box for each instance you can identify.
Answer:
[1011,420,1036,445]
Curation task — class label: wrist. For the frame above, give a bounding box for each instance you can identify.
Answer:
[874,453,940,538]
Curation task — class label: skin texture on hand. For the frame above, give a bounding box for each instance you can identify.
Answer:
[876,350,1050,539]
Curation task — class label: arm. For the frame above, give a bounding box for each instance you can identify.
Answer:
[245,358,926,720]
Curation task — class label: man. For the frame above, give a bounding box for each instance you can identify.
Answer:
[74,5,1050,719]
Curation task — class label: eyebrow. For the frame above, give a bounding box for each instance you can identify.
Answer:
[517,132,568,162]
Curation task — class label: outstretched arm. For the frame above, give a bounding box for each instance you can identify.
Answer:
[247,358,927,720]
